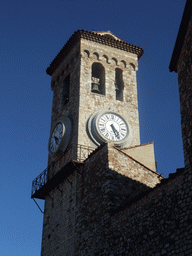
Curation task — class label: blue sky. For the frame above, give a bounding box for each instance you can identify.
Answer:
[1,0,186,255]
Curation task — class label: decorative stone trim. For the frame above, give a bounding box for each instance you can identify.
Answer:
[81,48,138,71]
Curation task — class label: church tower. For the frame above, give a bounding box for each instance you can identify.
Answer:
[47,30,143,156]
[31,30,162,255]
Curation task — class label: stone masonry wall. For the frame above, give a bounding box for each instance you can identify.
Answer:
[49,41,81,159]
[78,38,140,148]
[74,143,165,255]
[106,143,162,211]
[42,41,82,255]
[41,172,77,256]
[41,142,192,256]
[41,140,161,255]
[177,16,192,168]
[102,167,192,255]
[75,144,192,255]
[75,144,111,255]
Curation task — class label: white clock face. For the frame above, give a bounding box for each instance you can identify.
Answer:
[97,113,128,142]
[87,110,133,148]
[49,122,64,153]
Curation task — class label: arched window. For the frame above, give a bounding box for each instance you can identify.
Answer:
[115,68,124,101]
[63,74,70,105]
[91,63,105,95]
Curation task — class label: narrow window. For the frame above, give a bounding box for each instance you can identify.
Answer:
[115,68,124,101]
[63,74,70,105]
[91,63,105,95]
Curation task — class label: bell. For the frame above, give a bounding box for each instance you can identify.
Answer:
[115,83,119,91]
[92,83,101,93]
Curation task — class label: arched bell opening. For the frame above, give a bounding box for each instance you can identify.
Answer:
[63,74,70,105]
[91,62,105,95]
[115,68,124,101]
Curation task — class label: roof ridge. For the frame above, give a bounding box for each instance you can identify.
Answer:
[122,142,154,150]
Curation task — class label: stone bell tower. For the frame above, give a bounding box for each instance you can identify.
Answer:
[31,30,162,256]
[46,30,143,152]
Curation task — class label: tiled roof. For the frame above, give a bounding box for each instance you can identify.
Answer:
[46,30,144,76]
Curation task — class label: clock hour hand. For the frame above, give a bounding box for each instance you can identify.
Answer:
[110,124,120,140]
[54,136,59,144]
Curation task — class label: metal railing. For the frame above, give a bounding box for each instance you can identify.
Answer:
[31,144,95,197]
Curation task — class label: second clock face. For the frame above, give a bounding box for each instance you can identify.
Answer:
[48,116,72,156]
[98,113,128,142]
[49,122,64,154]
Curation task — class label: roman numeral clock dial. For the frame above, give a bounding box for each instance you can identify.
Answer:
[48,116,72,155]
[88,110,133,148]
[98,114,127,141]
[49,123,64,154]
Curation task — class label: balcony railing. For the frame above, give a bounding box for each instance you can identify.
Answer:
[31,144,95,198]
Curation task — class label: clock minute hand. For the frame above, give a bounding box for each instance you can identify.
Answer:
[110,124,120,140]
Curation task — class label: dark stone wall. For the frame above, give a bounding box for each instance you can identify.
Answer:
[72,143,192,255]
[177,16,192,169]
[41,144,192,255]
[75,149,192,255]
[103,167,192,255]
